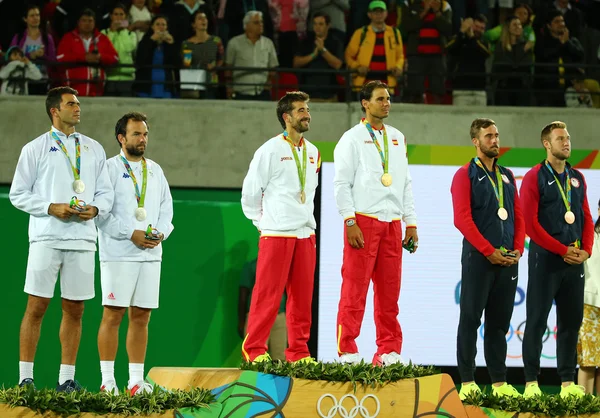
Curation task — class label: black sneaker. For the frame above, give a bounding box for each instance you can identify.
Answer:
[56,379,82,393]
[19,378,35,389]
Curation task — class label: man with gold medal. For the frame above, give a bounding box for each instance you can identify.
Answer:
[9,86,113,391]
[450,118,525,400]
[333,81,417,367]
[241,92,321,364]
[520,121,595,399]
[96,112,174,395]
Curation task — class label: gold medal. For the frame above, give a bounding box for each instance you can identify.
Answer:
[381,173,393,187]
[300,190,306,204]
[497,207,508,221]
[564,211,575,224]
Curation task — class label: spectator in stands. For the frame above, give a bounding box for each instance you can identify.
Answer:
[309,0,350,43]
[129,0,153,44]
[447,15,491,106]
[101,4,137,96]
[223,0,274,41]
[180,11,224,99]
[52,0,112,41]
[167,0,216,46]
[56,9,119,97]
[535,0,585,41]
[0,0,43,53]
[238,258,287,361]
[269,0,309,69]
[491,15,533,106]
[484,3,534,53]
[10,4,57,95]
[135,15,179,98]
[565,75,593,108]
[294,12,344,101]
[534,10,584,107]
[0,46,43,95]
[225,11,278,100]
[345,1,404,94]
[403,0,453,104]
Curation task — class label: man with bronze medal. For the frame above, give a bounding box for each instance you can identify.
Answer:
[333,81,418,367]
[96,112,174,395]
[241,92,321,364]
[450,118,525,400]
[520,121,595,399]
[9,87,113,391]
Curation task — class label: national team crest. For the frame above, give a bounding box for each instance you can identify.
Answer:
[392,139,399,146]
[571,178,580,188]
[309,156,315,164]
[501,174,510,184]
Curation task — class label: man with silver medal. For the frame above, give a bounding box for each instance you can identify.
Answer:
[520,121,595,399]
[9,86,113,391]
[95,112,174,395]
[450,118,525,399]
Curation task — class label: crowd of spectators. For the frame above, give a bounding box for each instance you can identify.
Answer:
[0,0,599,107]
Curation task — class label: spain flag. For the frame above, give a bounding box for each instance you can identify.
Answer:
[310,156,315,164]
[392,139,399,146]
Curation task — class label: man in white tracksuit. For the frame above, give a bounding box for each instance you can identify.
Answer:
[334,80,418,366]
[241,91,321,364]
[10,86,114,391]
[96,112,174,395]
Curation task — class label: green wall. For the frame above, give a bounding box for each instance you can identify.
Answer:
[0,187,258,389]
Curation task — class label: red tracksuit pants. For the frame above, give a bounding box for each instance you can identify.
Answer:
[336,214,403,356]
[242,235,316,362]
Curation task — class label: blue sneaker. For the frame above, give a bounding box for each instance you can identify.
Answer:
[56,379,82,393]
[19,378,35,389]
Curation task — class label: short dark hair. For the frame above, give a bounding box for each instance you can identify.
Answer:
[45,86,78,122]
[359,80,389,112]
[79,8,96,20]
[190,10,207,25]
[470,118,496,140]
[115,112,148,147]
[276,91,310,129]
[474,13,488,24]
[111,3,127,15]
[545,9,563,25]
[540,121,567,145]
[313,12,331,25]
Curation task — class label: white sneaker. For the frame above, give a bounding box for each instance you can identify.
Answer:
[339,353,361,364]
[379,352,404,366]
[100,380,119,395]
[128,381,153,395]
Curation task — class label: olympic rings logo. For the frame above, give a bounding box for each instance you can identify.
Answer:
[479,321,557,359]
[317,394,381,418]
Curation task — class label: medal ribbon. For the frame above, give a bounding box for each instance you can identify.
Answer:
[120,156,147,208]
[544,161,571,211]
[362,119,388,173]
[282,131,307,194]
[51,131,81,181]
[474,157,504,209]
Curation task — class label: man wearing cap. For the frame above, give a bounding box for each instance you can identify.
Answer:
[345,1,404,93]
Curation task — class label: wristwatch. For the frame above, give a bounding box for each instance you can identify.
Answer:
[345,218,356,227]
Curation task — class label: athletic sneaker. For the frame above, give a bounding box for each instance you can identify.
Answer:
[459,382,481,400]
[560,383,586,399]
[251,353,272,364]
[292,356,317,365]
[100,380,120,395]
[339,353,361,364]
[373,352,404,366]
[129,381,153,396]
[523,383,543,398]
[19,378,35,389]
[492,383,521,398]
[56,379,82,393]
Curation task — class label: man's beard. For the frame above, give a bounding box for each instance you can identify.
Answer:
[551,147,569,161]
[482,146,499,159]
[126,143,145,157]
[293,118,310,133]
